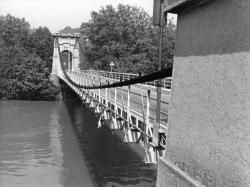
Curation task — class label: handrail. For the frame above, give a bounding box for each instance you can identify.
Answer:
[78,70,172,89]
[64,68,172,90]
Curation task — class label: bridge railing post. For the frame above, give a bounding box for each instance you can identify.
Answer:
[78,72,80,85]
[127,85,131,122]
[146,90,151,137]
[99,78,101,103]
[77,72,79,84]
[80,73,83,86]
[78,72,81,85]
[75,72,77,84]
[105,83,108,108]
[87,75,90,95]
[108,82,111,107]
[114,87,117,118]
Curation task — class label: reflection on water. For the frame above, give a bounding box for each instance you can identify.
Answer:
[65,99,157,187]
[0,98,156,187]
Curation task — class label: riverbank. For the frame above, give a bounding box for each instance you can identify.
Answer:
[0,76,64,102]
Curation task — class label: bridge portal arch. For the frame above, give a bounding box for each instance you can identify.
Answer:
[60,50,73,71]
[52,33,80,76]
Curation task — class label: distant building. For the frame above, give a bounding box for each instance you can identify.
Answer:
[59,26,81,35]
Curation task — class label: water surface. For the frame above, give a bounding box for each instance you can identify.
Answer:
[65,100,157,187]
[0,100,93,187]
[0,98,156,187]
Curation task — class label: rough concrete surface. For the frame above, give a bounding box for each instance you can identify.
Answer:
[158,0,250,186]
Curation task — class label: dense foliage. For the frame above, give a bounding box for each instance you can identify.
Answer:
[0,14,59,100]
[80,4,175,74]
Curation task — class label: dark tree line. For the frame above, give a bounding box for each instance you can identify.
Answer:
[0,14,59,100]
[80,4,175,74]
[0,5,175,99]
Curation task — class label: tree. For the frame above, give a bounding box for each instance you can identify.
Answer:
[24,26,54,69]
[0,14,30,47]
[0,46,59,100]
[80,4,175,74]
[0,15,59,100]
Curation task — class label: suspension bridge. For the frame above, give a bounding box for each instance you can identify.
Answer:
[51,0,250,186]
[51,33,172,165]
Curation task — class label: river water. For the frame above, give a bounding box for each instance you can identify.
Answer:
[0,96,156,186]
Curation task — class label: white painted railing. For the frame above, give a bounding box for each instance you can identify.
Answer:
[67,70,170,128]
[58,70,170,164]
[79,70,172,89]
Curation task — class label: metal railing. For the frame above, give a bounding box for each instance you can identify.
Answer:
[79,70,172,89]
[66,70,169,128]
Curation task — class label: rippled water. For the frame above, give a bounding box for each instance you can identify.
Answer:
[0,98,156,186]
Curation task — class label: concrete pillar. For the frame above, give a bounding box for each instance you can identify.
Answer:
[157,0,250,186]
[52,33,80,77]
[72,41,80,72]
[52,38,60,75]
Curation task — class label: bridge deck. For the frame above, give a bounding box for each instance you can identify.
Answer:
[57,70,171,164]
[66,71,171,131]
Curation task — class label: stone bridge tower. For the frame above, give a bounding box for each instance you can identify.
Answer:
[52,33,80,77]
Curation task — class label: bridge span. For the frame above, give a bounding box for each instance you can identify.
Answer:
[59,69,171,164]
[52,33,172,165]
[51,0,250,186]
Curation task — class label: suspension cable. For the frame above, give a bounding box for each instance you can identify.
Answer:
[57,38,172,90]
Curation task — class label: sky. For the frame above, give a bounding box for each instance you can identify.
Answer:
[0,0,154,33]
